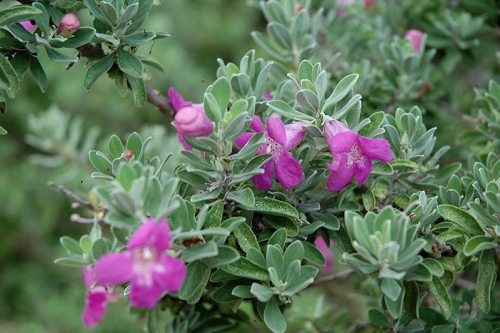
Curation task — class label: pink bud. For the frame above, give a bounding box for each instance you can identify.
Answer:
[122,150,134,161]
[175,106,213,137]
[57,13,80,36]
[405,29,424,53]
[20,21,37,33]
[262,91,272,101]
[363,0,375,10]
[337,0,355,5]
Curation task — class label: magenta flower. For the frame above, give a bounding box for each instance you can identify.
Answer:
[57,13,80,36]
[324,120,393,192]
[235,116,305,191]
[168,88,214,151]
[315,236,334,273]
[405,29,424,53]
[82,266,117,327]
[20,21,37,33]
[94,218,187,308]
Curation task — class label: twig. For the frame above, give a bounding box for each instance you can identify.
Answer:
[314,269,355,285]
[147,87,174,116]
[48,181,94,211]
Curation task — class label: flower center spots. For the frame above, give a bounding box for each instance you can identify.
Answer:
[134,247,157,274]
[347,144,367,167]
[265,136,282,156]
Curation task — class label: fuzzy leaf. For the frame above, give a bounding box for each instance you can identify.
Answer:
[437,204,483,235]
[476,250,496,314]
[244,198,299,219]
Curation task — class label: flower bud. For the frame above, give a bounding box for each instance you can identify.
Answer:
[175,105,213,137]
[122,150,134,161]
[405,29,424,53]
[20,21,37,33]
[57,13,80,36]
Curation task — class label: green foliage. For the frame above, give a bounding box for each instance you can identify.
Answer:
[2,0,499,332]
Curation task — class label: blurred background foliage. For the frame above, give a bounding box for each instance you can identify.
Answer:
[0,0,498,332]
[0,1,259,332]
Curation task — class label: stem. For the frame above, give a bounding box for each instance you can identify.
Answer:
[48,181,94,211]
[313,269,355,285]
[147,87,174,116]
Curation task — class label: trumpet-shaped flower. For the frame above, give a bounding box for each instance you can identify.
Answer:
[325,120,393,192]
[94,218,186,308]
[82,266,117,327]
[235,116,305,191]
[168,88,214,150]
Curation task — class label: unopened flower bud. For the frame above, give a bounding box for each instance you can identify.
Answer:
[175,106,213,137]
[295,4,303,12]
[122,150,134,161]
[57,13,80,36]
[405,29,424,53]
[20,21,37,33]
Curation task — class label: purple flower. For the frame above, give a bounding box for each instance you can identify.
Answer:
[94,218,187,308]
[82,266,117,327]
[405,29,424,53]
[57,13,80,36]
[324,120,393,192]
[168,88,214,150]
[20,21,37,33]
[235,116,305,191]
[315,236,334,273]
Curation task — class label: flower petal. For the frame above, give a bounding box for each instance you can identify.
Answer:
[234,132,256,148]
[324,121,358,154]
[329,131,358,154]
[250,116,265,132]
[274,151,304,189]
[284,123,305,150]
[327,154,355,192]
[94,252,133,286]
[252,159,274,191]
[177,132,193,151]
[82,266,95,288]
[128,218,171,252]
[266,117,287,146]
[354,158,372,185]
[175,106,213,137]
[129,278,164,308]
[156,254,187,292]
[358,137,394,163]
[324,120,350,139]
[82,287,108,327]
[314,236,334,273]
[168,88,192,112]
